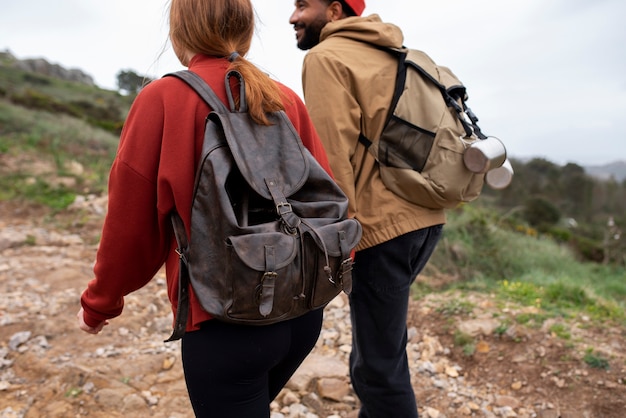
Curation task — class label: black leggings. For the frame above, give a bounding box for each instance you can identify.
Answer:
[181,309,323,418]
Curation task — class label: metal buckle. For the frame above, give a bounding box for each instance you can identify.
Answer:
[337,257,353,281]
[276,201,293,215]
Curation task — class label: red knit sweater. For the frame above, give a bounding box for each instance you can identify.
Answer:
[80,54,332,331]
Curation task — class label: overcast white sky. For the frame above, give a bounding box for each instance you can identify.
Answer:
[1,0,625,166]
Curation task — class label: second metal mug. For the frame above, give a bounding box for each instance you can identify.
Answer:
[463,136,507,174]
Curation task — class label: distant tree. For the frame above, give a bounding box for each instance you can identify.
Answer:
[116,69,151,95]
[561,163,593,219]
[562,163,585,177]
[524,197,561,230]
[620,179,626,214]
[525,158,560,196]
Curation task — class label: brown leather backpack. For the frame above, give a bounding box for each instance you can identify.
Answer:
[165,70,362,341]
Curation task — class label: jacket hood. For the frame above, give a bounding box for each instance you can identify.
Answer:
[319,14,404,49]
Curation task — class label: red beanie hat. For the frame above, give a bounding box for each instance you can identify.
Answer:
[344,0,365,16]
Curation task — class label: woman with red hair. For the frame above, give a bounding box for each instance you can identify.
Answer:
[77,1,332,416]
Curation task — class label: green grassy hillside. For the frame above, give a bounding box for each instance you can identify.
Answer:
[0,61,132,207]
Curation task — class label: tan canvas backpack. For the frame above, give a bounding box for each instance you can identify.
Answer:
[359,47,509,209]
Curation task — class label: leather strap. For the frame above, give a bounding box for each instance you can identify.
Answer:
[265,178,301,233]
[337,230,353,294]
[258,245,277,317]
[164,212,190,342]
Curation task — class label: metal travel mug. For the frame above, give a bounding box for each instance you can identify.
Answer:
[463,136,507,174]
[485,158,514,189]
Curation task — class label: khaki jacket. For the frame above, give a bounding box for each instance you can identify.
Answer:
[303,15,445,251]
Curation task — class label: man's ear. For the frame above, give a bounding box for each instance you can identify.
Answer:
[327,1,346,21]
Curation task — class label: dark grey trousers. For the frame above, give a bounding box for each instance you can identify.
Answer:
[350,225,443,418]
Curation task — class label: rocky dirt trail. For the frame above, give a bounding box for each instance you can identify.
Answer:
[1,199,625,418]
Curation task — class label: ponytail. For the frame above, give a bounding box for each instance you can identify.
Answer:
[227,53,287,125]
[169,0,288,125]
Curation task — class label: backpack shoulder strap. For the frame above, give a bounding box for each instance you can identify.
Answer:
[165,70,230,113]
[358,45,408,149]
[165,69,250,112]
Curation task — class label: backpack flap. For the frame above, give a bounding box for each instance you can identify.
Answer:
[227,233,299,272]
[227,232,299,317]
[302,219,362,258]
[215,94,310,201]
[301,218,361,295]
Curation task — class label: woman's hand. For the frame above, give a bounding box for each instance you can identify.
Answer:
[76,307,109,334]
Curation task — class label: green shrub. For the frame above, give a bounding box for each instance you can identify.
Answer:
[524,197,561,229]
[546,226,572,243]
[570,235,604,263]
[544,282,593,309]
[583,350,610,370]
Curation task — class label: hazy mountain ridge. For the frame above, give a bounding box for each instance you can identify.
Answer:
[1,49,95,86]
[585,160,626,182]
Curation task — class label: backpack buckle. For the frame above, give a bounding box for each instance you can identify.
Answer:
[277,201,301,234]
[175,248,188,264]
[276,201,292,214]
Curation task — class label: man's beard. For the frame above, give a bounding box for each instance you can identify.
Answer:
[296,17,327,50]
